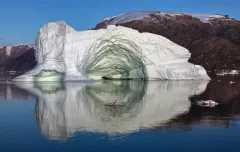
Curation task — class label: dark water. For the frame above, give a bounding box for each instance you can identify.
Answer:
[0,78,240,152]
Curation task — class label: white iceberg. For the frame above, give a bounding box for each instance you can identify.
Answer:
[14,80,208,140]
[13,21,210,81]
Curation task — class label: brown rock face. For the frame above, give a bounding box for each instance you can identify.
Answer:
[94,12,240,71]
[0,45,37,73]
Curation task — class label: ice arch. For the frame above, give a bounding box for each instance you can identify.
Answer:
[82,35,147,79]
[13,21,210,81]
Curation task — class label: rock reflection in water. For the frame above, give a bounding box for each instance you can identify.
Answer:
[15,80,208,140]
[0,82,33,100]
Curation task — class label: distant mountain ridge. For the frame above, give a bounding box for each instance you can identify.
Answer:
[97,11,231,26]
[0,44,36,73]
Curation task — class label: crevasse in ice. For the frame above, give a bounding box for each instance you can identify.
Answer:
[13,21,210,81]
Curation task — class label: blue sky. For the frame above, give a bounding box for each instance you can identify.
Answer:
[0,0,240,45]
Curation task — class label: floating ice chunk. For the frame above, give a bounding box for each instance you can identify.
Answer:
[194,100,218,107]
[216,70,240,76]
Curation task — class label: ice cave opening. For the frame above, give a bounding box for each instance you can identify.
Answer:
[82,36,147,80]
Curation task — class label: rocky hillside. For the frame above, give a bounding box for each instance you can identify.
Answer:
[94,11,240,71]
[0,45,37,73]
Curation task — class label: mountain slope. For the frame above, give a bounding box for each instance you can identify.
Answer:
[94,11,240,71]
[0,45,37,73]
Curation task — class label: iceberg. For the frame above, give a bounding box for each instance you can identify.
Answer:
[14,80,208,139]
[13,21,210,81]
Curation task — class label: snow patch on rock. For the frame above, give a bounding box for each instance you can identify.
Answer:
[6,46,12,56]
[102,11,228,26]
[0,44,33,56]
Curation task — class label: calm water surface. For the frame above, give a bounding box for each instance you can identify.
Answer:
[0,79,240,152]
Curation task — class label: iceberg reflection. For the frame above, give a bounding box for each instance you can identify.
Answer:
[15,80,208,140]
